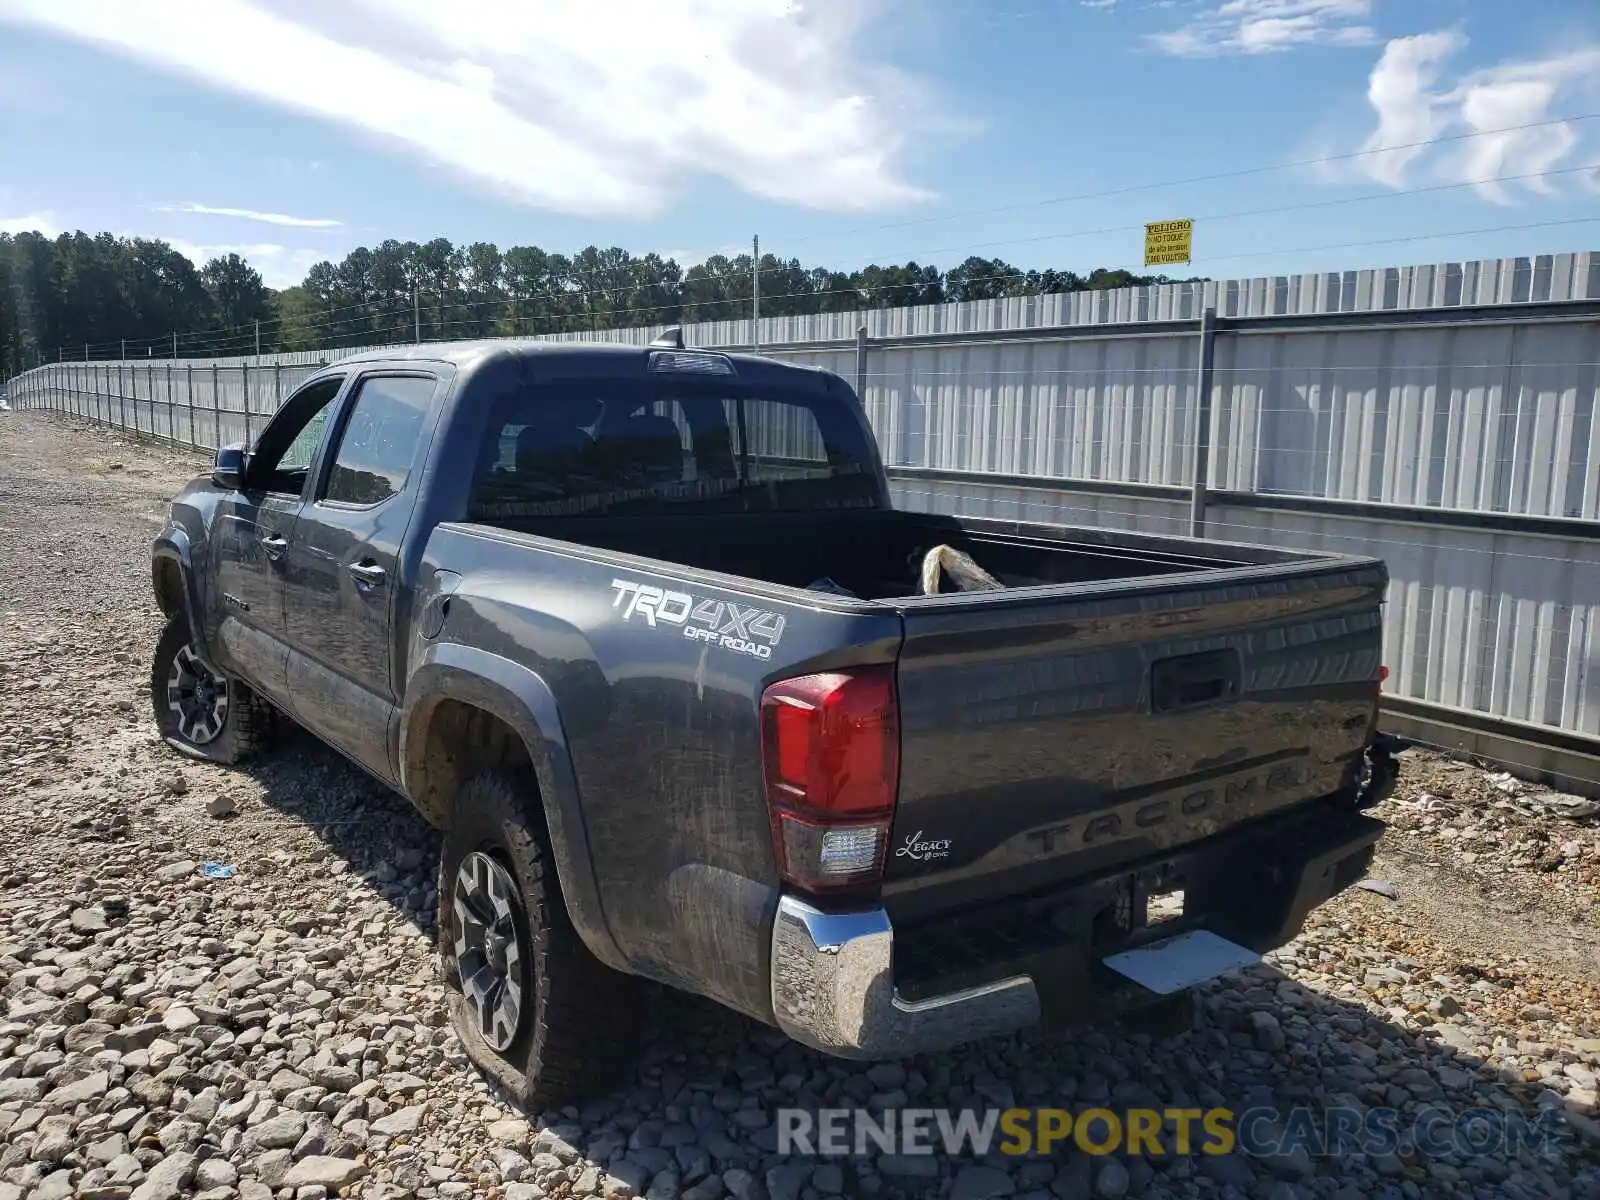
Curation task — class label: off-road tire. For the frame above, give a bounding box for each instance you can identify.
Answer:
[439,769,647,1110]
[150,615,272,765]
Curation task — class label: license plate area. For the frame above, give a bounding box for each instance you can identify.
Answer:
[1102,929,1261,995]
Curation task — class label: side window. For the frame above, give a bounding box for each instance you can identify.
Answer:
[280,408,331,473]
[248,377,344,496]
[322,376,434,506]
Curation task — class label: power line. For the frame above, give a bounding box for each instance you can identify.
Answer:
[783,111,1600,246]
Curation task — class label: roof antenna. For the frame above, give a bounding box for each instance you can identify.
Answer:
[649,327,685,350]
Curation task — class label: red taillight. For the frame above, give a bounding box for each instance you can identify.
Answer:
[1378,664,1390,691]
[761,665,900,892]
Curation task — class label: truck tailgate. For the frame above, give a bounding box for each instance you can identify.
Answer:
[884,557,1386,924]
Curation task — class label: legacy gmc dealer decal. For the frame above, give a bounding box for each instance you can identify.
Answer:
[610,578,786,660]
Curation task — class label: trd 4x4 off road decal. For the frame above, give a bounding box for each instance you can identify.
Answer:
[610,579,786,660]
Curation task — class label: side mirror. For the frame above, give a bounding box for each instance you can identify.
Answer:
[213,443,248,490]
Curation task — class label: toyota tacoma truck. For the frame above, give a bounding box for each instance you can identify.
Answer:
[149,334,1399,1106]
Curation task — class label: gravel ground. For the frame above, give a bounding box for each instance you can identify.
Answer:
[0,410,1597,1200]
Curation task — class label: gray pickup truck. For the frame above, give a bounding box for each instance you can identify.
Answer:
[150,334,1398,1106]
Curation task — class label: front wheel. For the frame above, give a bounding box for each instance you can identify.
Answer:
[150,616,271,764]
[439,770,646,1110]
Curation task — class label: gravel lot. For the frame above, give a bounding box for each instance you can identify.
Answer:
[0,410,1597,1200]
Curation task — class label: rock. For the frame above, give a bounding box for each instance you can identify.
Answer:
[721,1168,760,1200]
[1355,879,1399,899]
[486,1116,530,1148]
[1250,1011,1286,1052]
[953,1164,1016,1199]
[45,1068,108,1107]
[255,1149,294,1187]
[156,861,197,883]
[282,1156,368,1190]
[207,793,236,817]
[70,906,109,933]
[162,1004,199,1033]
[1093,1160,1130,1200]
[766,1162,810,1200]
[195,1158,238,1189]
[86,1132,129,1164]
[0,1077,44,1103]
[810,1165,844,1194]
[505,1186,547,1200]
[865,1063,907,1090]
[371,1105,426,1136]
[247,1110,308,1149]
[130,1151,196,1200]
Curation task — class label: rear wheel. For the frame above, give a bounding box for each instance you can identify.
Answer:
[439,769,646,1109]
[150,615,271,764]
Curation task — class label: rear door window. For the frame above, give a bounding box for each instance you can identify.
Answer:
[322,375,435,506]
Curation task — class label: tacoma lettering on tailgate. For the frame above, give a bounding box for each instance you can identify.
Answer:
[610,578,786,661]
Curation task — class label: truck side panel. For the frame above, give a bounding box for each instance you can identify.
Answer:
[414,524,903,1022]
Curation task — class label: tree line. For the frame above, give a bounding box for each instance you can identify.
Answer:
[2,229,1201,378]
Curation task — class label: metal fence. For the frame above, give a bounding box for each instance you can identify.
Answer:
[7,250,1600,789]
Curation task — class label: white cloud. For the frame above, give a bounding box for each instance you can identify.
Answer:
[1348,31,1600,203]
[0,210,59,236]
[163,239,329,289]
[1150,0,1375,57]
[1355,30,1464,187]
[156,203,343,228]
[0,0,934,215]
[1080,0,1118,9]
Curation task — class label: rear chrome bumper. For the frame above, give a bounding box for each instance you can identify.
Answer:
[770,896,1041,1059]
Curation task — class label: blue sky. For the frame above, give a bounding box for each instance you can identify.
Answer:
[1,0,1597,289]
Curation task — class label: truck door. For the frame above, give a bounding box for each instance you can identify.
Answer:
[281,371,439,783]
[209,374,346,707]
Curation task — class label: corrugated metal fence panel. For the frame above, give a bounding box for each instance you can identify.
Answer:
[890,475,1189,536]
[862,333,1198,486]
[1208,502,1600,738]
[1209,318,1600,518]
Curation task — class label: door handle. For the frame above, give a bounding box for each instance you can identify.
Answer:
[260,534,288,562]
[348,561,387,591]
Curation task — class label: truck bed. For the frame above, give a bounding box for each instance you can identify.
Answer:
[476,508,1301,601]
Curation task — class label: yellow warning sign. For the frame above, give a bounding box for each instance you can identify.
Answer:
[1144,219,1194,267]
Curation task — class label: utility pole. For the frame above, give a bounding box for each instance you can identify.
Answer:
[752,234,761,355]
[120,337,125,361]
[172,332,178,360]
[84,344,88,362]
[414,286,421,343]
[254,320,261,357]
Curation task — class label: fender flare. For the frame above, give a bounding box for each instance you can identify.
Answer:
[400,643,628,973]
[151,526,213,663]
